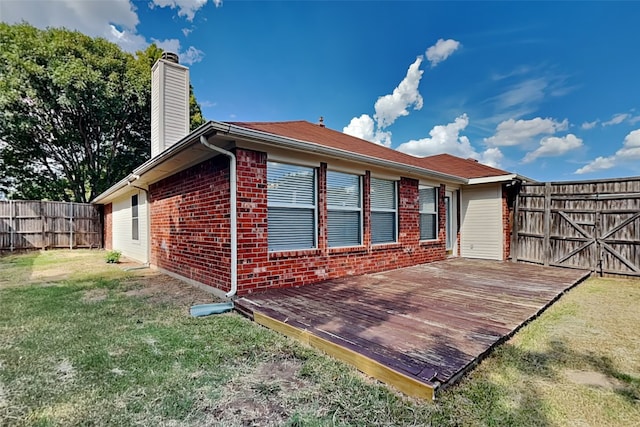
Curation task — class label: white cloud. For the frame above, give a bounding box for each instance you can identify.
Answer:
[602,113,629,127]
[629,116,640,125]
[343,114,392,147]
[494,78,548,111]
[575,129,640,174]
[397,114,474,158]
[0,0,211,55]
[373,57,424,129]
[522,134,583,164]
[344,114,375,141]
[618,128,640,156]
[152,38,204,65]
[110,25,149,52]
[479,147,504,168]
[581,120,599,130]
[574,156,616,174]
[1,0,139,43]
[150,0,219,22]
[484,117,569,147]
[397,114,505,167]
[425,39,461,67]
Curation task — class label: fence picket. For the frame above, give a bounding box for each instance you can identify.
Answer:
[0,200,101,252]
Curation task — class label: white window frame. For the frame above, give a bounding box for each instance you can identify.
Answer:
[419,185,438,241]
[267,161,317,252]
[131,194,139,241]
[370,177,398,245]
[326,170,363,248]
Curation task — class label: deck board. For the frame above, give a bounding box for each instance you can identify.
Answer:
[235,258,589,399]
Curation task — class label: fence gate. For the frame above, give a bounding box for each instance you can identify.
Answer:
[513,178,640,277]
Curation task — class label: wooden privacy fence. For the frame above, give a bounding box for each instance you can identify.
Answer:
[512,177,640,277]
[0,200,102,252]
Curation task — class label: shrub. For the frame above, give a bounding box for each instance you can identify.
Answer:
[105,250,122,264]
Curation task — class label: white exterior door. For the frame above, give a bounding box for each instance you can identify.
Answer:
[460,184,503,260]
[445,190,458,255]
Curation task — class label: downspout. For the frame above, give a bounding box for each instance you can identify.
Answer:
[200,135,238,299]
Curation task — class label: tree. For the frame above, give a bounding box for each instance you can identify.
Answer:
[0,24,205,202]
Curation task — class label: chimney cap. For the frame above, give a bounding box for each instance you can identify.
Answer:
[161,52,180,64]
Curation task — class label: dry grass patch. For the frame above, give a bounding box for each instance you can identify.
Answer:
[1,250,639,426]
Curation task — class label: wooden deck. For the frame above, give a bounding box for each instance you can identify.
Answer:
[234,258,590,399]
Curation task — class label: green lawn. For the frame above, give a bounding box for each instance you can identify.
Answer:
[0,250,638,426]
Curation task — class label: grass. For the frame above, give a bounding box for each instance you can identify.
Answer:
[1,250,639,426]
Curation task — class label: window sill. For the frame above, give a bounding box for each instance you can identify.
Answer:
[328,245,367,255]
[371,242,402,251]
[268,248,320,259]
[419,239,440,247]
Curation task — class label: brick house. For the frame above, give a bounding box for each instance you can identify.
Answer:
[93,54,522,299]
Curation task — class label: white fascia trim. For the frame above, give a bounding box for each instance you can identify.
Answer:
[467,174,518,185]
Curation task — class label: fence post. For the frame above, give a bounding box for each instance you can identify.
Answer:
[9,199,14,252]
[69,202,74,250]
[542,182,551,266]
[41,200,46,250]
[511,190,519,262]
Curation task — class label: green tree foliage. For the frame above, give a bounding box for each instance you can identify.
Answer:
[0,24,205,202]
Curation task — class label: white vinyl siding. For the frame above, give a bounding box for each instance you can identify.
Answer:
[370,178,397,244]
[419,186,438,240]
[151,60,189,157]
[267,162,316,252]
[111,190,148,263]
[327,171,362,247]
[460,184,503,260]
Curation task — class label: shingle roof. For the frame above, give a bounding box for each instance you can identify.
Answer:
[417,154,510,179]
[227,120,511,180]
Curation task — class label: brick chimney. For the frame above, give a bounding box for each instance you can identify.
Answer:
[151,52,189,158]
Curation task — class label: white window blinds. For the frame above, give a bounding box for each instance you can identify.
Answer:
[370,178,397,244]
[327,171,362,247]
[419,186,438,240]
[267,162,316,251]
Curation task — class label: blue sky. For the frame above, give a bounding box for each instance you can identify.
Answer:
[2,1,640,181]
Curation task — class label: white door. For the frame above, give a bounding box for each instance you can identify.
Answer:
[460,185,503,260]
[445,190,458,255]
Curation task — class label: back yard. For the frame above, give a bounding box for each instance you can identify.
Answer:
[0,250,638,426]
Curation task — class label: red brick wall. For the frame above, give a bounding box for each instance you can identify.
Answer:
[146,147,448,296]
[103,203,113,250]
[149,156,232,293]
[235,148,447,295]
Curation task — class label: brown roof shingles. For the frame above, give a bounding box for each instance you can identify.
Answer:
[227,120,511,180]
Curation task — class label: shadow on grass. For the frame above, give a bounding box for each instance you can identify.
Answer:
[434,338,639,426]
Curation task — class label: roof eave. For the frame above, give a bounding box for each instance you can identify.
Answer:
[217,122,468,184]
[466,173,536,185]
[92,122,217,204]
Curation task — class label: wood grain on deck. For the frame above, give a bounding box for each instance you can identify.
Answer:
[235,258,589,399]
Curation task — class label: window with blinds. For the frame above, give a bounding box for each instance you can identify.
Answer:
[370,178,397,244]
[327,171,362,247]
[419,186,438,240]
[267,162,316,251]
[131,194,139,241]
